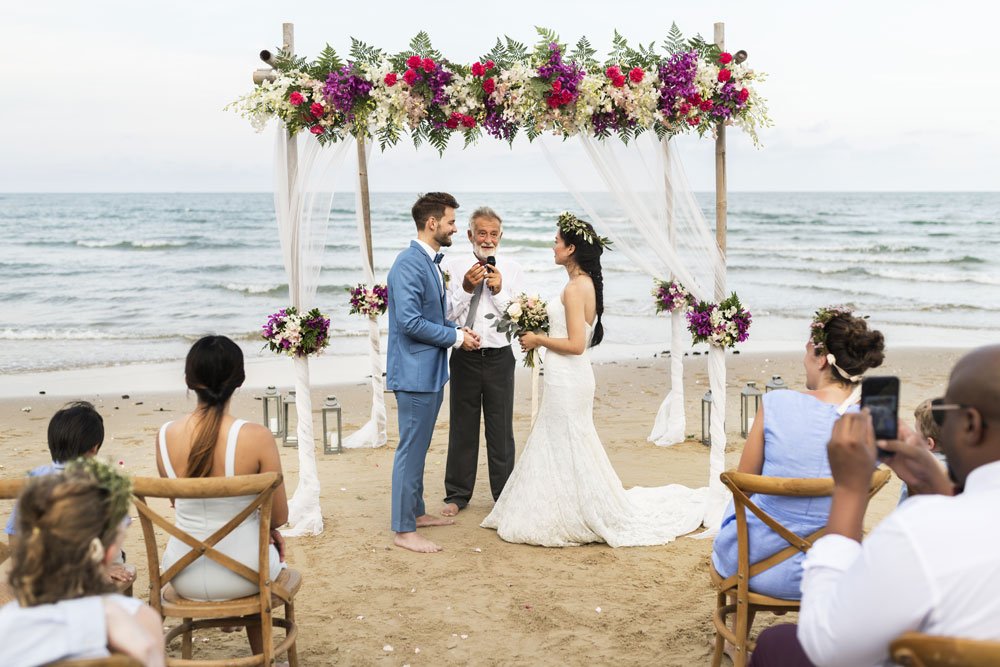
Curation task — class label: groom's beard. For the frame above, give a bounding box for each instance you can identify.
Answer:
[434,229,454,247]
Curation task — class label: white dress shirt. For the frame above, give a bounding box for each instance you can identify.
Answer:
[443,252,523,349]
[0,594,144,666]
[413,239,463,349]
[797,459,1000,667]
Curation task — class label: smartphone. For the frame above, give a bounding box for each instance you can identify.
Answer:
[861,376,900,442]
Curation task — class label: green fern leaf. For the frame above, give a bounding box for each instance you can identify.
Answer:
[505,36,528,62]
[665,22,686,54]
[570,36,598,70]
[349,37,385,67]
[273,48,307,73]
[485,37,507,67]
[309,44,343,79]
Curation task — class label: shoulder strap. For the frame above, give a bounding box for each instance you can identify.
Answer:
[836,384,863,416]
[225,420,247,477]
[158,422,177,478]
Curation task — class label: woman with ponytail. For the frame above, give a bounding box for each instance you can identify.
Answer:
[156,336,288,619]
[482,214,707,547]
[0,459,165,666]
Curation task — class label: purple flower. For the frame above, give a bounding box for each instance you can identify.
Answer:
[322,64,373,122]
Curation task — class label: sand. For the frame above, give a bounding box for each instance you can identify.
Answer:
[0,347,965,665]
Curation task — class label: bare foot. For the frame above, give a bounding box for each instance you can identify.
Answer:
[416,513,454,527]
[394,531,442,553]
[440,503,461,517]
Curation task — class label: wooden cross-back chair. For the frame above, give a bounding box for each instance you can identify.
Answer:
[891,632,1000,667]
[0,478,26,606]
[48,656,143,666]
[132,472,300,667]
[709,467,892,667]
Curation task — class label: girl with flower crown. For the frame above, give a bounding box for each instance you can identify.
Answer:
[711,307,886,600]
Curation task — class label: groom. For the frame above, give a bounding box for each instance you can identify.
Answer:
[387,192,481,553]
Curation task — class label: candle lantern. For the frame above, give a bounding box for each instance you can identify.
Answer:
[261,386,283,437]
[765,375,787,393]
[740,381,762,438]
[321,395,343,455]
[282,390,298,448]
[701,390,713,446]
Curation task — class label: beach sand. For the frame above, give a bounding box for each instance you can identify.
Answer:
[0,347,963,665]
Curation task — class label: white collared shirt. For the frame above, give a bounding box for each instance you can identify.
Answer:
[797,459,1000,667]
[413,239,463,349]
[443,252,523,350]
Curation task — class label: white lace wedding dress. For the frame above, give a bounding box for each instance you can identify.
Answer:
[481,295,708,547]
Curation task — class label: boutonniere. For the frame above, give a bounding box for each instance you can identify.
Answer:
[442,270,451,289]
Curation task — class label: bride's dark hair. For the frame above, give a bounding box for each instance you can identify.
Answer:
[559,218,606,347]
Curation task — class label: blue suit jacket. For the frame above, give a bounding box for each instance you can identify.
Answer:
[386,241,457,392]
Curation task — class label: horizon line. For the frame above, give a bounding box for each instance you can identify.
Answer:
[2,190,998,195]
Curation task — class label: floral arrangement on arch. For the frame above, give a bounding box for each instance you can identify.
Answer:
[262,306,331,357]
[652,278,693,314]
[347,283,388,318]
[685,292,752,349]
[228,25,770,153]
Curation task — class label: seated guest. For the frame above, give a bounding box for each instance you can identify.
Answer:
[0,459,165,667]
[750,345,1000,667]
[898,398,947,503]
[711,307,885,598]
[5,401,135,589]
[157,335,288,654]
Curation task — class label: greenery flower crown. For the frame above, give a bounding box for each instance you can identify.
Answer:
[557,212,613,249]
[809,305,863,351]
[65,457,132,530]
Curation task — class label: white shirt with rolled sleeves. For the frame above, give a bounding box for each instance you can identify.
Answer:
[797,459,1000,667]
[443,252,524,350]
[413,239,464,349]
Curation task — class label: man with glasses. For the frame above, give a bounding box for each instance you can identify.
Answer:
[749,345,1000,667]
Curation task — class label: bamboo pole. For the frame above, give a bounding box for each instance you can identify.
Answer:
[283,22,300,308]
[356,136,375,273]
[713,21,728,287]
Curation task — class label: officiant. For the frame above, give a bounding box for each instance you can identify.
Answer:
[440,207,523,517]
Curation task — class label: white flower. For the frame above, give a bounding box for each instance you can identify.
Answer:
[506,303,523,321]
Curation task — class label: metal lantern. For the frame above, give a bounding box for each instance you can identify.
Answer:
[765,375,787,393]
[740,381,762,438]
[701,390,713,446]
[321,395,343,455]
[261,385,283,437]
[282,390,298,448]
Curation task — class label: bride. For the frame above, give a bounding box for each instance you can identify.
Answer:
[481,213,707,547]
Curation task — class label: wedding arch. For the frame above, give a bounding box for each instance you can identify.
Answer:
[232,22,770,535]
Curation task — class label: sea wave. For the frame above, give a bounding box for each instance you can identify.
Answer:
[75,239,190,250]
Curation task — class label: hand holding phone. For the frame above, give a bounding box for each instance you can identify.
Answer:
[861,376,900,449]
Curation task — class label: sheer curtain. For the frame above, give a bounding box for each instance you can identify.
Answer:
[273,128,354,536]
[540,132,729,530]
[343,139,388,449]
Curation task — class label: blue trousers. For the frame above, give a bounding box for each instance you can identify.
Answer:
[391,389,444,532]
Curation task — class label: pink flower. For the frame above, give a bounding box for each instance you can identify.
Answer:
[559,89,573,105]
[288,92,304,106]
[699,99,714,112]
[406,55,422,68]
[309,102,324,118]
[482,77,495,94]
[446,114,460,129]
[679,103,691,115]
[485,60,495,70]
[310,125,324,135]
[738,87,750,103]
[718,68,732,83]
[687,93,702,105]
[605,65,621,79]
[551,79,562,92]
[687,116,700,126]
[629,67,644,83]
[461,115,476,128]
[422,57,435,72]
[719,52,734,65]
[384,72,398,86]
[403,69,418,85]
[471,61,485,77]
[612,75,626,88]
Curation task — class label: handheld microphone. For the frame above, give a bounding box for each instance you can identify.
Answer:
[485,256,496,272]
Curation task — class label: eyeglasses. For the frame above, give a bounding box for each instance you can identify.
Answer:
[930,397,971,426]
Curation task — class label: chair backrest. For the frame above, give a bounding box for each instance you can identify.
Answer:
[891,632,1000,667]
[718,467,891,594]
[131,472,286,612]
[48,656,143,667]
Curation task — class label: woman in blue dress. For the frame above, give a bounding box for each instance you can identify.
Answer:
[711,307,885,599]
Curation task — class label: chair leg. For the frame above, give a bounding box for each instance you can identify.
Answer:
[734,600,750,667]
[711,592,726,667]
[261,605,274,667]
[182,618,193,660]
[286,600,298,667]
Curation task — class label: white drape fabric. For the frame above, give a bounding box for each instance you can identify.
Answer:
[539,132,729,529]
[273,128,354,536]
[343,139,388,449]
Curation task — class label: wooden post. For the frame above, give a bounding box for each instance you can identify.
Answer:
[356,135,375,275]
[283,22,300,308]
[713,21,727,296]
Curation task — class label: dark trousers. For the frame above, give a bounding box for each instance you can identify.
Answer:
[444,346,516,507]
[748,624,815,667]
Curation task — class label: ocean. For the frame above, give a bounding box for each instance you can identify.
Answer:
[1,192,997,374]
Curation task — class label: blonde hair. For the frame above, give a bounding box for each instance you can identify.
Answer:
[914,399,942,442]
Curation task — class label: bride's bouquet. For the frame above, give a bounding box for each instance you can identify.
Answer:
[486,293,549,368]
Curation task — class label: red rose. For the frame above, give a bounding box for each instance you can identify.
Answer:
[422,57,435,72]
[485,60,495,70]
[679,103,691,115]
[612,75,626,88]
[738,87,750,102]
[719,52,733,65]
[461,115,476,128]
[446,116,459,129]
[482,77,496,94]
[699,99,714,112]
[309,102,324,117]
[687,93,702,105]
[546,96,559,108]
[629,67,644,83]
[559,89,573,105]
[605,65,621,79]
[687,116,700,126]
[384,72,398,86]
[288,92,304,106]
[310,125,324,135]
[403,69,418,85]
[406,55,422,68]
[471,61,485,77]
[718,68,732,83]
[551,79,562,92]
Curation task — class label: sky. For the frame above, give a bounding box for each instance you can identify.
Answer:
[1,0,997,192]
